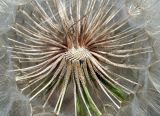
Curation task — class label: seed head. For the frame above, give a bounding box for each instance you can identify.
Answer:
[8,0,154,115]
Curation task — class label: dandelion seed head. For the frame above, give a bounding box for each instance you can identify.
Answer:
[2,0,160,115]
[8,0,153,115]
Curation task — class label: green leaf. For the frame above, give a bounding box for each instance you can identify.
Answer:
[76,92,88,116]
[82,85,101,116]
[99,76,127,101]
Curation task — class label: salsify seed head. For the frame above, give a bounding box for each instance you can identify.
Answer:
[4,0,160,116]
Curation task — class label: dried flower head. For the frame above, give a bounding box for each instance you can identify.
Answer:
[1,0,160,115]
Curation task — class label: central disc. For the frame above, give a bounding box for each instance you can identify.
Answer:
[65,47,91,62]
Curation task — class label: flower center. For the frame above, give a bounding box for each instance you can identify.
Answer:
[65,47,91,62]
